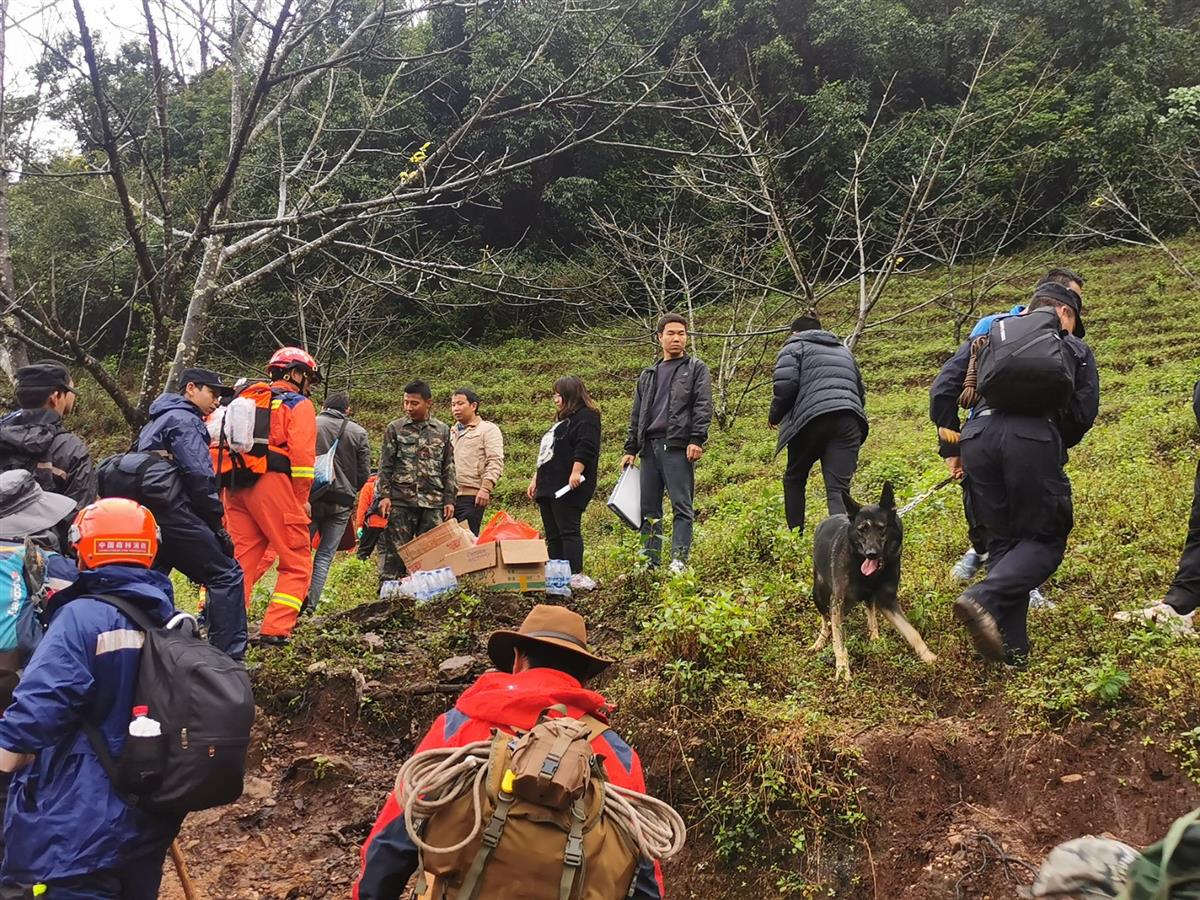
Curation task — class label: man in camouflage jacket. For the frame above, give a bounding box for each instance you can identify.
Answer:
[376,380,456,581]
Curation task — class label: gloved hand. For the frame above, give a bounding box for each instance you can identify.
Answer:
[216,528,236,558]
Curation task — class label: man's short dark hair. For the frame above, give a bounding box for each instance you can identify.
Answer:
[790,314,822,333]
[15,386,54,409]
[404,379,432,400]
[656,313,687,334]
[516,639,592,684]
[324,391,350,412]
[454,387,480,408]
[1026,296,1064,313]
[1037,267,1084,291]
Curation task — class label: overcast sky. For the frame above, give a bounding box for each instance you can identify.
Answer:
[6,0,203,151]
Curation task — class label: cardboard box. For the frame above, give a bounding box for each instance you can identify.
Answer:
[399,519,477,572]
[446,539,549,592]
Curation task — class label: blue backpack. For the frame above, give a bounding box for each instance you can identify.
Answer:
[0,539,49,656]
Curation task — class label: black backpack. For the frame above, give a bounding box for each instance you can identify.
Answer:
[84,594,254,817]
[96,451,185,514]
[976,309,1076,415]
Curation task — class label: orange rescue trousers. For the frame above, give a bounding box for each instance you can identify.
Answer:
[226,472,313,639]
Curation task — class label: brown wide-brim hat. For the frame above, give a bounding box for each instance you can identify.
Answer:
[487,604,614,680]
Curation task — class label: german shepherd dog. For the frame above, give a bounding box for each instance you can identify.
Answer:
[811,481,937,682]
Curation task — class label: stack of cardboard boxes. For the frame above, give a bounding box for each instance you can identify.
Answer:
[398,519,548,592]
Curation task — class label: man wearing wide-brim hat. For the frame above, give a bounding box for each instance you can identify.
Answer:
[0,470,80,679]
[355,605,666,900]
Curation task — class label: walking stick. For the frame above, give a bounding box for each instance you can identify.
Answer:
[170,839,199,900]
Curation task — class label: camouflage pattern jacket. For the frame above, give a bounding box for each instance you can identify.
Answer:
[377,415,456,510]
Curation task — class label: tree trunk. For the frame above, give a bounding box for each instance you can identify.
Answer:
[0,0,29,383]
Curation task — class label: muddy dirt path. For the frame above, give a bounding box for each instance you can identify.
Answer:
[159,597,1199,899]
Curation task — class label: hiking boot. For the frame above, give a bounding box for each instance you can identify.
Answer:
[953,594,1006,662]
[300,595,317,617]
[668,559,687,576]
[252,634,289,649]
[1028,587,1055,611]
[950,549,987,583]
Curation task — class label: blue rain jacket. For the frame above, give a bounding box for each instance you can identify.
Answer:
[137,393,224,527]
[0,565,182,884]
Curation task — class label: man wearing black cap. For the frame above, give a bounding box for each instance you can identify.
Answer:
[134,367,247,659]
[0,361,95,522]
[930,274,1099,666]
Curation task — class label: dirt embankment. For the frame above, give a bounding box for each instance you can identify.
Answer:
[160,597,1200,900]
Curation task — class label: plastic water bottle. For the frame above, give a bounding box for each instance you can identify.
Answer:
[417,570,435,603]
[129,705,161,738]
[546,560,571,597]
[379,579,399,600]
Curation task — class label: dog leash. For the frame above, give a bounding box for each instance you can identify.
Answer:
[897,476,956,518]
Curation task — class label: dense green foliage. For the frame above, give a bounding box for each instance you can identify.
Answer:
[142,237,1200,891]
[6,0,1199,382]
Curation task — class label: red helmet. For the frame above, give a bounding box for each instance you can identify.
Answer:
[69,498,160,569]
[266,347,321,384]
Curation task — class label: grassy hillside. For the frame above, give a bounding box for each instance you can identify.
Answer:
[83,236,1200,896]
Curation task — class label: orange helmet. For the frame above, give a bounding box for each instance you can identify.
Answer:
[69,498,160,569]
[266,347,320,384]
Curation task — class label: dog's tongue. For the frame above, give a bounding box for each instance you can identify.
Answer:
[861,558,881,577]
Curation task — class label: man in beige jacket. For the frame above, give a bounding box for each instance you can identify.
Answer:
[449,388,505,534]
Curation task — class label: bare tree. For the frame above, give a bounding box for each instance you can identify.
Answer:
[1,0,691,428]
[0,0,30,381]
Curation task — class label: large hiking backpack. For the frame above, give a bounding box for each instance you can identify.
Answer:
[975,308,1075,415]
[212,382,290,488]
[84,594,254,817]
[0,540,48,709]
[96,451,185,514]
[404,708,683,900]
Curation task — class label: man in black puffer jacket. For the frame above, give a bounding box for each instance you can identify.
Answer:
[768,315,868,532]
[0,362,95,532]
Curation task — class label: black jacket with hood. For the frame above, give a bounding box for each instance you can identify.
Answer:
[768,330,868,454]
[624,355,713,455]
[0,408,96,512]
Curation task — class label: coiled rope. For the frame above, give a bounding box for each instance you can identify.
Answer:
[397,741,687,861]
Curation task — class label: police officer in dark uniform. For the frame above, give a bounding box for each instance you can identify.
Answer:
[136,367,247,660]
[0,362,95,525]
[1161,381,1200,615]
[930,281,1099,665]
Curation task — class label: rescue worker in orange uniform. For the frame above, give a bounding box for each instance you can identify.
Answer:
[220,348,319,646]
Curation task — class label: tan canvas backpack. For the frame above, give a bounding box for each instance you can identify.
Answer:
[414,708,640,900]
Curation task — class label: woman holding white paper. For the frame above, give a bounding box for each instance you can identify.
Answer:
[526,376,601,584]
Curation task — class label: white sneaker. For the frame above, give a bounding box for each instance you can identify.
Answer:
[950,549,987,583]
[1028,588,1055,610]
[1114,603,1195,636]
[668,559,687,576]
[569,574,597,592]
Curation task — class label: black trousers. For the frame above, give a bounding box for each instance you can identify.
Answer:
[959,414,1074,659]
[454,494,487,535]
[961,479,989,556]
[537,498,586,574]
[783,412,863,531]
[356,525,383,560]
[1166,457,1200,614]
[154,506,248,661]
